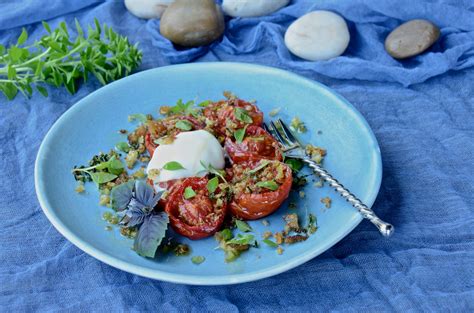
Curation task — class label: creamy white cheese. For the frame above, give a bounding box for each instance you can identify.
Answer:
[146,130,225,185]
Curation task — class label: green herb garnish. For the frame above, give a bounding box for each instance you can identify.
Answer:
[0,19,142,101]
[175,120,193,131]
[200,161,227,183]
[191,255,205,265]
[256,180,279,191]
[227,234,255,245]
[234,219,252,232]
[285,158,304,172]
[128,114,148,123]
[163,161,185,171]
[234,125,247,143]
[262,239,278,247]
[170,99,198,116]
[115,141,130,153]
[72,155,123,184]
[184,186,196,199]
[89,172,118,184]
[207,176,219,194]
[234,107,253,124]
[198,100,211,107]
[218,229,233,241]
[248,160,270,174]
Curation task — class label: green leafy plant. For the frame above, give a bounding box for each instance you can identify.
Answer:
[0,19,142,100]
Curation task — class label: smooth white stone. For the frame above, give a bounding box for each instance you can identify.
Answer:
[125,0,174,19]
[284,10,350,61]
[222,0,289,17]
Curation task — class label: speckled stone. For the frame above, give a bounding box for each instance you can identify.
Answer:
[284,11,350,61]
[160,0,224,47]
[385,19,440,59]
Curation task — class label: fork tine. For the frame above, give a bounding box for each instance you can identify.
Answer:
[277,119,300,147]
[264,122,285,147]
[270,120,292,147]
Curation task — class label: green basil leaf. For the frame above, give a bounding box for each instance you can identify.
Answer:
[184,186,196,199]
[285,158,304,172]
[128,113,148,123]
[163,161,185,171]
[227,234,255,245]
[42,21,51,33]
[207,177,219,194]
[107,158,124,175]
[191,255,205,264]
[115,141,130,153]
[248,160,270,174]
[235,220,252,232]
[17,28,28,45]
[234,125,247,143]
[218,229,233,241]
[234,107,253,124]
[89,171,117,184]
[198,100,211,107]
[263,239,278,248]
[256,180,279,191]
[175,120,193,131]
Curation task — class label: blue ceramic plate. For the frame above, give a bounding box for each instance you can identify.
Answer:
[35,62,382,285]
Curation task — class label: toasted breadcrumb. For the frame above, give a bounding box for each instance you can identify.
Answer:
[75,182,85,193]
[299,191,305,198]
[321,197,332,208]
[277,247,284,255]
[262,231,272,239]
[306,144,326,164]
[262,219,270,226]
[269,107,281,117]
[284,235,308,244]
[283,213,300,233]
[274,232,284,245]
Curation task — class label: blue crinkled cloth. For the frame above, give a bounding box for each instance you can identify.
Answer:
[1,0,473,311]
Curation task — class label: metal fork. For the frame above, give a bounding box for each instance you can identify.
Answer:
[264,119,394,237]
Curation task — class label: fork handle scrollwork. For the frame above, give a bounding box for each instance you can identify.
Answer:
[304,159,394,237]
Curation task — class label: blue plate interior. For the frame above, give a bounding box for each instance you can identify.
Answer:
[35,62,382,285]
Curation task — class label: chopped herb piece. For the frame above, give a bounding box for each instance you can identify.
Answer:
[248,160,270,174]
[234,219,252,232]
[256,180,279,191]
[184,186,196,199]
[234,125,247,143]
[285,158,304,172]
[115,141,130,153]
[218,229,233,241]
[199,161,227,183]
[227,234,255,246]
[163,161,185,171]
[307,213,318,234]
[191,256,205,264]
[91,172,118,185]
[269,107,281,117]
[175,120,193,131]
[290,117,307,133]
[234,107,253,124]
[105,226,113,231]
[198,100,211,107]
[207,176,219,194]
[263,239,278,247]
[128,113,148,123]
[170,99,197,116]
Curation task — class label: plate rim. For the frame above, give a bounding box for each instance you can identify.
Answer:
[35,62,382,285]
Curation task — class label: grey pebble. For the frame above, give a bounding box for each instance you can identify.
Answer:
[385,19,440,59]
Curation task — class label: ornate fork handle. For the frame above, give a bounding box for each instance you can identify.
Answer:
[304,159,394,237]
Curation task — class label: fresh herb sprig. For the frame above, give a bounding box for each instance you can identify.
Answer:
[0,19,142,100]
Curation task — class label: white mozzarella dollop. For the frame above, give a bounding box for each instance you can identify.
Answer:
[146,130,225,184]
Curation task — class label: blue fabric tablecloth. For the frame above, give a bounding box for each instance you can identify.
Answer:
[1,0,473,311]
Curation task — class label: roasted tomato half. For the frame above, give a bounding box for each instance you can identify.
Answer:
[145,116,204,157]
[230,160,292,220]
[203,99,264,137]
[225,126,283,163]
[147,178,183,207]
[165,177,228,239]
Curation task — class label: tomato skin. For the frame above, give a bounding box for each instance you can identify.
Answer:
[145,116,203,157]
[230,162,292,220]
[203,99,264,136]
[147,178,182,207]
[165,177,227,239]
[225,126,283,163]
